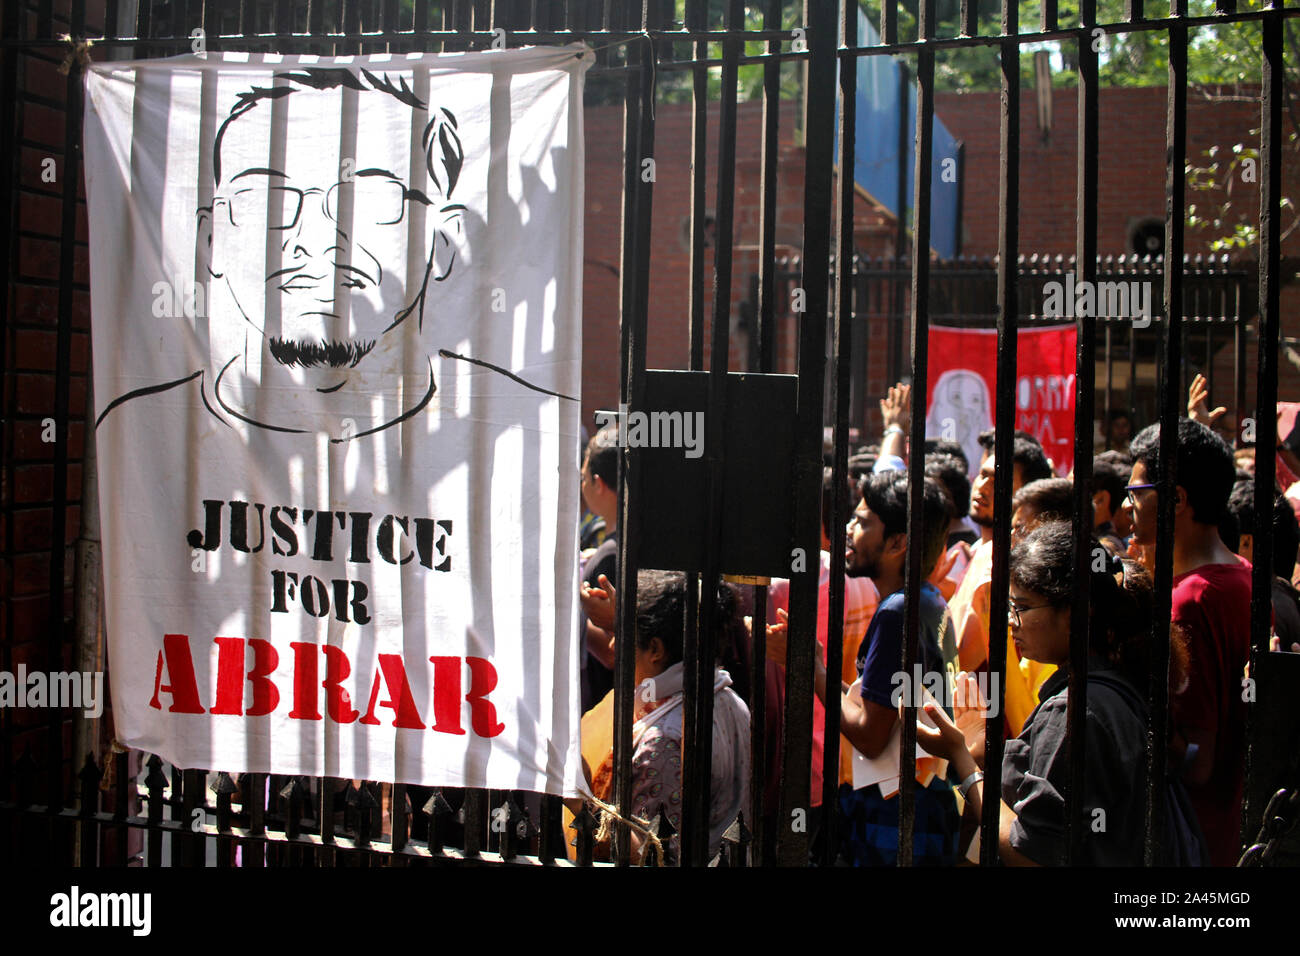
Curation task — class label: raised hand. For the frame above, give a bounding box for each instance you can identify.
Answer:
[1187,373,1227,426]
[913,695,967,762]
[880,382,912,431]
[951,671,989,758]
[580,573,617,631]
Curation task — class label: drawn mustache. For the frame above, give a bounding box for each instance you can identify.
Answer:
[268,337,376,369]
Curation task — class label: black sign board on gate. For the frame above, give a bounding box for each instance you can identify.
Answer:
[626,369,798,578]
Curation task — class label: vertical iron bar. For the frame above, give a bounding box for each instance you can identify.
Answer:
[413,0,429,43]
[1147,19,1187,867]
[0,0,21,804]
[1234,279,1246,446]
[391,782,407,854]
[953,142,965,257]
[145,757,165,868]
[892,61,909,388]
[686,5,707,780]
[881,0,897,45]
[77,757,100,867]
[746,0,781,866]
[244,772,264,867]
[1205,321,1213,396]
[1105,323,1114,442]
[689,0,707,372]
[777,0,837,868]
[1066,0,1099,866]
[1128,309,1137,419]
[756,0,781,377]
[1244,3,1284,857]
[686,0,737,868]
[821,0,856,867]
[47,0,87,821]
[981,0,1019,866]
[111,750,130,865]
[462,788,485,857]
[961,0,977,36]
[318,777,337,866]
[180,768,203,865]
[898,0,937,869]
[215,776,233,868]
[612,7,652,868]
[1180,317,1189,412]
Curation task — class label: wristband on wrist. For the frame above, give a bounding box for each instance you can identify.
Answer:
[957,770,984,800]
[883,424,904,437]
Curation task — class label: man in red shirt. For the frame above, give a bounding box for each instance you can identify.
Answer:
[1127,417,1248,866]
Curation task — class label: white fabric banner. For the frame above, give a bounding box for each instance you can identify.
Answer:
[83,47,589,796]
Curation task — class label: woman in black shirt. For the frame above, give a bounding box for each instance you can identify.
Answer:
[915,520,1204,865]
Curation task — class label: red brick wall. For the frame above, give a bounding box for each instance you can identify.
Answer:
[2,0,107,778]
[581,98,897,432]
[936,85,1300,260]
[924,86,1300,438]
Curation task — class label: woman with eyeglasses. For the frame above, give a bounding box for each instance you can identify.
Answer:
[913,520,1208,865]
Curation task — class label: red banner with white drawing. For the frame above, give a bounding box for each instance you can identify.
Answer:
[924,325,1077,477]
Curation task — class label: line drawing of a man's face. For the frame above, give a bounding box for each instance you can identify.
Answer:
[928,369,992,475]
[197,68,465,434]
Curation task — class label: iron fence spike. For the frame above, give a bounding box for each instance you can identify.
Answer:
[78,752,101,784]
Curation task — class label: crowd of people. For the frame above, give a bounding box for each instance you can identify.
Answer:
[570,374,1300,866]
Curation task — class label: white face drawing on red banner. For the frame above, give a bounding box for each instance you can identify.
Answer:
[928,368,993,477]
[926,325,1076,477]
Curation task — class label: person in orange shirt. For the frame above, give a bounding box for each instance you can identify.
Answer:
[949,429,1054,736]
[951,429,1054,673]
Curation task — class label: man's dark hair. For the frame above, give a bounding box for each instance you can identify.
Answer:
[1096,449,1133,469]
[212,68,464,197]
[1092,453,1129,516]
[848,453,877,481]
[1107,409,1132,425]
[584,426,619,490]
[858,472,952,576]
[1012,477,1073,523]
[977,427,1041,453]
[923,439,969,473]
[1223,479,1300,579]
[977,428,1054,484]
[1129,418,1235,526]
[925,453,971,520]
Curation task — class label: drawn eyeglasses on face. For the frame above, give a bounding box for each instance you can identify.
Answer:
[216,176,431,231]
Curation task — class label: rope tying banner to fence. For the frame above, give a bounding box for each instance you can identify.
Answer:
[57,33,94,75]
[586,794,665,866]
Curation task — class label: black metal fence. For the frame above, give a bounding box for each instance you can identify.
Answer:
[2,0,1299,868]
[743,252,1255,438]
